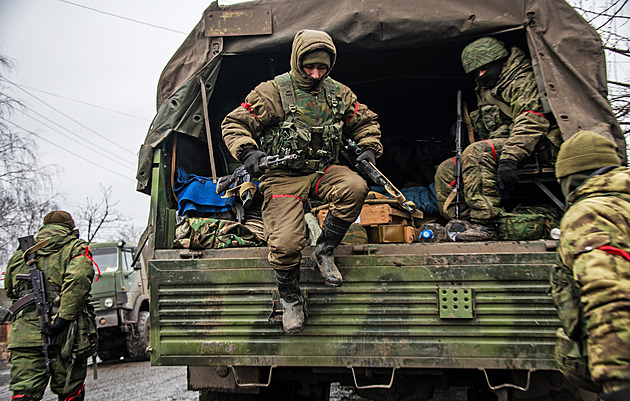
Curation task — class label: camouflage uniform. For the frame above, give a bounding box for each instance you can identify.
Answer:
[222,30,381,272]
[551,131,630,398]
[435,44,560,223]
[222,29,381,334]
[5,220,95,401]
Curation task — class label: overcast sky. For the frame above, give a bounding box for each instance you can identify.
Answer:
[0,0,627,239]
[0,0,248,235]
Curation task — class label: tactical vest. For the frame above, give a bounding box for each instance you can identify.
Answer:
[259,72,346,172]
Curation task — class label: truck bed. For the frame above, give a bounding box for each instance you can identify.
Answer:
[148,240,559,371]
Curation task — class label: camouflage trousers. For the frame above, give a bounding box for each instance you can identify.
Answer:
[435,138,506,223]
[9,346,87,400]
[260,165,368,271]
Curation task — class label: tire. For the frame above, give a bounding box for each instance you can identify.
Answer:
[126,310,150,360]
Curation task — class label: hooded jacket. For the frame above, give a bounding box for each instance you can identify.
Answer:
[221,29,382,163]
[556,167,630,389]
[5,224,94,348]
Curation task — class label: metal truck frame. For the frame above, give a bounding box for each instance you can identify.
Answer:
[135,1,625,399]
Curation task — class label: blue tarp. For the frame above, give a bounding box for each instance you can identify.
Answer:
[369,184,439,215]
[173,166,234,216]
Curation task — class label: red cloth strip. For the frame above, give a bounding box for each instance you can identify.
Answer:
[241,102,259,121]
[344,101,359,122]
[271,194,303,202]
[598,245,630,262]
[482,140,497,162]
[522,110,547,119]
[73,246,100,282]
[316,166,335,196]
[449,179,456,188]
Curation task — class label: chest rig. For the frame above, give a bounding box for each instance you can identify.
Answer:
[259,72,346,172]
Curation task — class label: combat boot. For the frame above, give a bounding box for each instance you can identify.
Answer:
[312,213,352,287]
[275,268,304,334]
[445,219,498,242]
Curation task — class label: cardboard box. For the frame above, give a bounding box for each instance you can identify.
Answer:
[368,224,419,243]
[317,203,410,227]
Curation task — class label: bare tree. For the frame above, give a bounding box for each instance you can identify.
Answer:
[0,55,59,267]
[569,0,630,157]
[75,184,132,243]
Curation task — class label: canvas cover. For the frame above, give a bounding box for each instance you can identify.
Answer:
[136,0,626,193]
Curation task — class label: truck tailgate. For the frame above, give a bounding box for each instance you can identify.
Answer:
[149,241,559,370]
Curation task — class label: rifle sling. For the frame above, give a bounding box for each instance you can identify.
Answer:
[22,238,49,263]
[443,188,458,215]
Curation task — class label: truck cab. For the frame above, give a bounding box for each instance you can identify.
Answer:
[89,241,149,361]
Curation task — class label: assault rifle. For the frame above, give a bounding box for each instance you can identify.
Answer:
[216,152,298,209]
[12,236,54,374]
[454,90,464,218]
[341,137,420,216]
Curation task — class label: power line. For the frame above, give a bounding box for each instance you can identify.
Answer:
[19,108,136,170]
[1,117,135,183]
[8,81,150,121]
[56,0,188,35]
[5,79,137,157]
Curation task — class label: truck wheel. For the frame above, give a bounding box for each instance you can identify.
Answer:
[126,310,150,360]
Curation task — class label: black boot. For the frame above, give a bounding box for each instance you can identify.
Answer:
[603,385,630,401]
[275,268,304,334]
[312,213,352,287]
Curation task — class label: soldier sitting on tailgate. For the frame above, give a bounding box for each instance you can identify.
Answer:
[434,36,563,241]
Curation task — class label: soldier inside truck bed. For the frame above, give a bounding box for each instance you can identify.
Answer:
[221,29,382,335]
[434,36,563,241]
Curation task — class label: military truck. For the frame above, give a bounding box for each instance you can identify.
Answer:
[89,241,149,361]
[135,0,626,399]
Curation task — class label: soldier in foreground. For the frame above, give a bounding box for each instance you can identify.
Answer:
[222,29,382,334]
[552,131,630,401]
[435,36,562,241]
[5,211,96,401]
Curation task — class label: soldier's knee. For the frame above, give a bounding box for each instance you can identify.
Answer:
[341,174,368,202]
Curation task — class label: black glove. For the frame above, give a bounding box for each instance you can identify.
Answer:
[42,316,70,337]
[240,148,267,178]
[497,159,519,197]
[356,149,376,166]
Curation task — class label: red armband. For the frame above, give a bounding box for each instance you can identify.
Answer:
[241,102,259,121]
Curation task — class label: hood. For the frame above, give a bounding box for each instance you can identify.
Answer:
[289,29,337,91]
[34,224,80,256]
[568,167,630,204]
[492,46,530,92]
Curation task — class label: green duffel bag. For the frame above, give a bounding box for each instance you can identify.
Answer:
[497,205,561,241]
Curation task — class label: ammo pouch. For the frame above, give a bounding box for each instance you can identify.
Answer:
[58,301,98,361]
[260,72,345,172]
[550,263,583,340]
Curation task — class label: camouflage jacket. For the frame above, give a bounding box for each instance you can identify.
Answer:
[556,167,630,386]
[472,47,553,163]
[221,29,382,166]
[558,167,630,269]
[5,224,94,348]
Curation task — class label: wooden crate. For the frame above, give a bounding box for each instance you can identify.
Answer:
[317,204,410,227]
[368,224,419,243]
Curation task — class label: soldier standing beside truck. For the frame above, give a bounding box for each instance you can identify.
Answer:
[4,211,96,401]
[435,36,563,241]
[221,29,382,334]
[552,131,630,401]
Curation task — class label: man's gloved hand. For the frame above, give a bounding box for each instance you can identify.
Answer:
[356,149,376,166]
[497,159,519,197]
[240,148,267,178]
[42,316,70,337]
